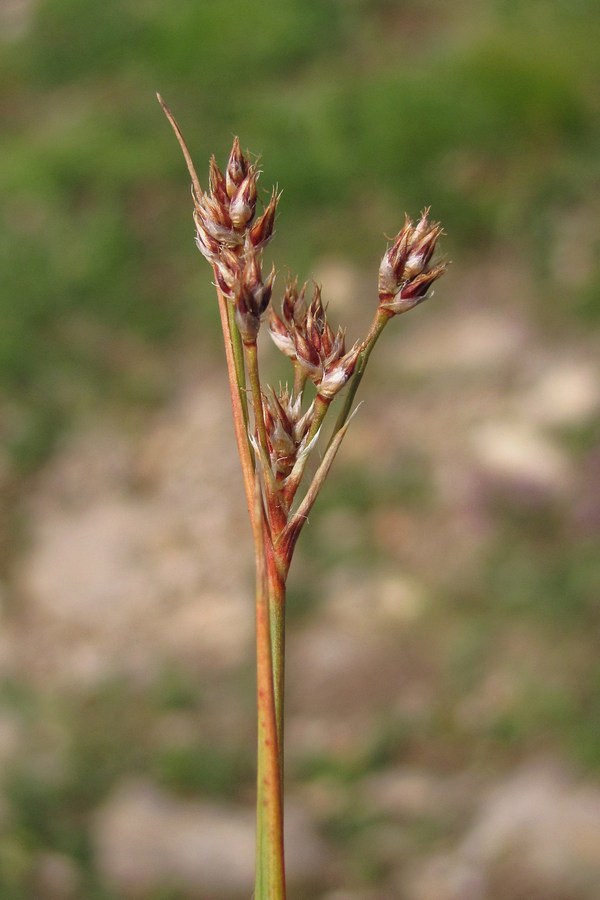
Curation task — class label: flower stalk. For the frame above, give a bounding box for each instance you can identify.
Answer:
[159,94,447,899]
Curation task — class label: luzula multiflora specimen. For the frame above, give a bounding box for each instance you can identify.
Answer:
[159,94,447,900]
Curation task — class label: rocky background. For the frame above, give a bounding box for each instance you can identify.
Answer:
[1,1,599,898]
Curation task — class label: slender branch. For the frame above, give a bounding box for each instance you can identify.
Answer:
[226,296,251,429]
[277,419,351,574]
[282,394,331,508]
[327,307,392,450]
[245,340,270,462]
[245,339,288,537]
[215,286,256,519]
[264,531,286,767]
[159,117,447,900]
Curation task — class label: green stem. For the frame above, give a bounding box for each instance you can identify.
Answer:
[308,394,331,443]
[246,339,287,891]
[226,297,250,430]
[245,340,269,461]
[327,307,391,450]
[253,495,286,898]
[293,361,307,398]
[267,542,286,765]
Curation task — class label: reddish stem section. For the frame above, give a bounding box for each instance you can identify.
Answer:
[215,287,256,518]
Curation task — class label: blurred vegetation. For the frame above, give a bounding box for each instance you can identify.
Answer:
[1,0,599,468]
[1,0,599,896]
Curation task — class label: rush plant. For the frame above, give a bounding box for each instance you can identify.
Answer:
[159,95,447,899]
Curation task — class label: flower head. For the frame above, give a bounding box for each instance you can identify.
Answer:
[269,282,361,399]
[378,210,447,314]
[263,387,315,485]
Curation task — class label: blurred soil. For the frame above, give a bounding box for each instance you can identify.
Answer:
[1,262,599,898]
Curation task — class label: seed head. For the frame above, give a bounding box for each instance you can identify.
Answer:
[378,210,447,314]
[269,283,361,399]
[226,136,249,198]
[263,387,315,485]
[213,248,240,299]
[230,171,258,230]
[197,194,240,251]
[282,278,306,327]
[318,340,362,400]
[235,251,275,343]
[269,278,306,358]
[192,138,262,264]
[194,209,221,262]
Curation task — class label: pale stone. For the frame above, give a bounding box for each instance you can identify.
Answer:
[519,359,600,427]
[362,768,446,819]
[461,763,600,892]
[470,420,571,493]
[34,852,80,898]
[362,766,477,826]
[403,852,486,900]
[14,376,253,687]
[394,310,524,375]
[377,573,428,624]
[311,258,365,313]
[93,779,328,896]
[0,0,35,41]
[324,568,427,633]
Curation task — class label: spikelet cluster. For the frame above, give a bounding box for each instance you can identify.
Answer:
[269,280,361,400]
[263,388,315,483]
[166,126,447,516]
[378,210,447,314]
[193,137,280,342]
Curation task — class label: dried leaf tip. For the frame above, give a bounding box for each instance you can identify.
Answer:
[156,93,203,204]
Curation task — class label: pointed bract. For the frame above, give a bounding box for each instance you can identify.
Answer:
[248,189,280,248]
[226,136,249,198]
[230,170,258,230]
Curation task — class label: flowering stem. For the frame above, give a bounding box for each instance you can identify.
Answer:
[268,542,287,764]
[245,340,270,462]
[216,287,287,897]
[245,337,287,895]
[159,109,447,898]
[225,294,251,432]
[245,340,288,537]
[252,490,286,898]
[327,307,391,449]
[215,286,255,518]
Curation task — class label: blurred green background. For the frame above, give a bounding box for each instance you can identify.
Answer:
[1,0,599,897]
